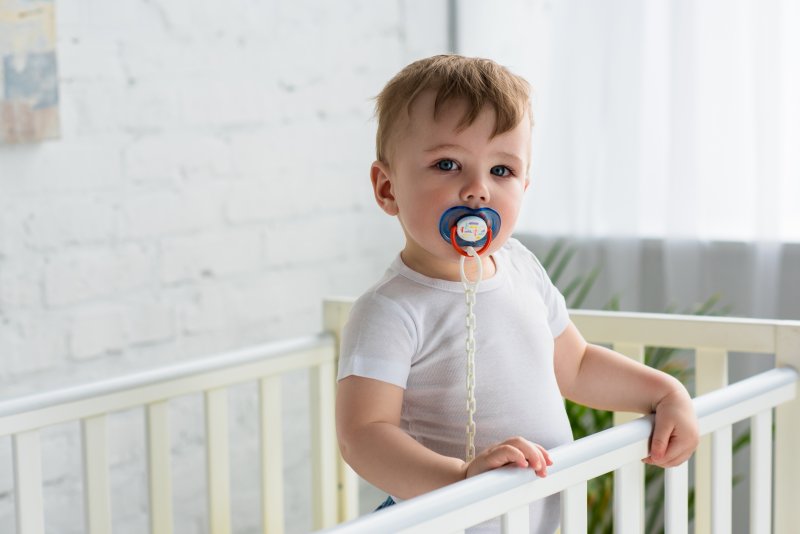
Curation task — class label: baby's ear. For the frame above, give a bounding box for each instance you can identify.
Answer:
[370,161,399,216]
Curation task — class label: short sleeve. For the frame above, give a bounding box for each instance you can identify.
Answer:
[507,239,570,338]
[529,253,570,337]
[337,292,417,389]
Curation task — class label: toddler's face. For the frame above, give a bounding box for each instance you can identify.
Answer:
[371,90,530,278]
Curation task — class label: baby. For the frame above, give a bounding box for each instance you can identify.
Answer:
[335,55,698,533]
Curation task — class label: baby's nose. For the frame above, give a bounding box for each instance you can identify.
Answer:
[460,177,490,204]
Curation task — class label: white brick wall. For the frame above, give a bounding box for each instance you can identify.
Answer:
[0,0,448,532]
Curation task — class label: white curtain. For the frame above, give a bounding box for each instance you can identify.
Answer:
[458,0,800,242]
[458,3,798,525]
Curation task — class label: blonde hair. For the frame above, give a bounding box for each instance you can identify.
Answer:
[373,54,532,163]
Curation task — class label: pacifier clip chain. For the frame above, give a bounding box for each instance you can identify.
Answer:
[441,207,500,464]
[460,245,483,463]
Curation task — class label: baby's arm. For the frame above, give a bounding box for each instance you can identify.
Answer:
[553,322,699,467]
[337,375,551,500]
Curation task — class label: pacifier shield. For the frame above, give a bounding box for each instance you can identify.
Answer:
[439,206,501,249]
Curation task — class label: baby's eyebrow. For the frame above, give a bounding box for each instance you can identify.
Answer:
[423,143,464,153]
[494,151,524,166]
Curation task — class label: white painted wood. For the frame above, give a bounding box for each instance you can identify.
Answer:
[260,376,284,534]
[82,415,111,534]
[337,463,360,525]
[749,409,772,534]
[613,461,644,534]
[310,361,338,529]
[775,323,800,534]
[711,425,732,534]
[664,463,688,534]
[500,505,528,533]
[693,373,794,434]
[147,401,173,534]
[560,481,587,534]
[0,336,334,436]
[323,298,360,523]
[12,430,45,534]
[324,368,797,534]
[205,388,231,534]
[611,342,645,533]
[694,348,727,534]
[570,310,778,353]
[0,301,796,534]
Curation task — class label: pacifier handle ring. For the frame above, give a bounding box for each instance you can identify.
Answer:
[450,225,493,257]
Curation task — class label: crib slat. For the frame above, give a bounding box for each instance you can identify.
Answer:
[750,409,772,533]
[613,461,643,533]
[338,461,359,524]
[711,425,732,533]
[664,463,688,534]
[323,298,360,523]
[12,430,45,534]
[147,401,173,534]
[206,388,231,534]
[560,481,587,534]
[694,348,727,534]
[611,343,644,533]
[501,504,529,533]
[82,415,112,534]
[260,376,284,534]
[775,324,800,534]
[310,361,337,529]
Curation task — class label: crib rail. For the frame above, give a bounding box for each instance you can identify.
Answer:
[324,300,800,533]
[0,333,341,534]
[2,301,799,534]
[570,310,800,533]
[319,366,798,533]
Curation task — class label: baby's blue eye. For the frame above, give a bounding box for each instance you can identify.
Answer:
[436,160,457,171]
[490,165,512,177]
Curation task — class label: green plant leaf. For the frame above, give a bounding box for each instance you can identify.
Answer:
[571,266,601,309]
[541,239,566,272]
[550,245,577,285]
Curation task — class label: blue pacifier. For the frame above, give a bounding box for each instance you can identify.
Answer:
[438,207,501,256]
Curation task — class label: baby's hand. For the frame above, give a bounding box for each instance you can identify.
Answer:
[643,388,699,468]
[465,437,552,479]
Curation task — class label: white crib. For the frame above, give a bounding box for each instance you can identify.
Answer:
[1,298,798,533]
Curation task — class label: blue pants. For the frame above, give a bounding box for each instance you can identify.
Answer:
[374,496,396,511]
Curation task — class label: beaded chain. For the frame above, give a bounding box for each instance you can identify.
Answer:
[459,246,483,463]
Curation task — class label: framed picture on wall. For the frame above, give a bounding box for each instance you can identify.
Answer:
[0,0,60,144]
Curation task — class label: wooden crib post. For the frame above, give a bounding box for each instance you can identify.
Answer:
[611,342,645,533]
[324,298,359,524]
[694,347,728,534]
[774,323,800,533]
[311,358,337,529]
[12,430,45,534]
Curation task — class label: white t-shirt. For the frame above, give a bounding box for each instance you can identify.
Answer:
[338,238,574,533]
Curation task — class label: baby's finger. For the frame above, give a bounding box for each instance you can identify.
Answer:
[535,444,553,466]
[504,437,546,473]
[531,450,548,478]
[487,444,527,468]
[658,438,696,467]
[648,422,674,463]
